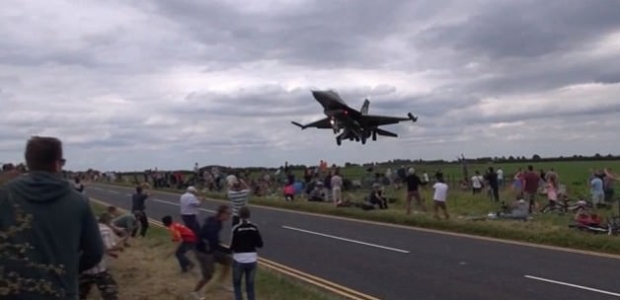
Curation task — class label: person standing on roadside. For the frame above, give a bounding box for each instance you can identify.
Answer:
[180,186,203,234]
[432,176,450,219]
[131,185,150,237]
[485,167,500,202]
[522,165,540,213]
[227,175,251,227]
[230,206,263,300]
[405,168,426,214]
[330,169,343,206]
[0,136,104,300]
[471,171,484,195]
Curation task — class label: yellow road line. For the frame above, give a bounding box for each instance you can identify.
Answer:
[94,183,620,260]
[89,197,378,300]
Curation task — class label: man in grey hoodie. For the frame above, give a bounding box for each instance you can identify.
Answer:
[0,136,104,299]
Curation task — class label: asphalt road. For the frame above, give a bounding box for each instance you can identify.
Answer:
[87,184,620,300]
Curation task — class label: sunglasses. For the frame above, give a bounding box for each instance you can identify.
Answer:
[59,159,66,166]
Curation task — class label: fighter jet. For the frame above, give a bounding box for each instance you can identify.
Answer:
[291,90,418,146]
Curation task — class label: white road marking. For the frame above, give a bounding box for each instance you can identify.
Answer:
[152,198,215,213]
[524,275,620,297]
[282,225,409,254]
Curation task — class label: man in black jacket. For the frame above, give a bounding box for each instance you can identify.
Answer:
[230,206,263,300]
[190,204,233,300]
[131,186,150,237]
[0,136,104,300]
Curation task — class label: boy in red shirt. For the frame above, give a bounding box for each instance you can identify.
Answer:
[162,215,197,272]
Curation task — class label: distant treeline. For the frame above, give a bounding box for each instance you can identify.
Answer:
[354,153,620,167]
[9,153,612,175]
[91,153,619,175]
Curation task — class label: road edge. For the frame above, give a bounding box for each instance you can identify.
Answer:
[88,197,380,300]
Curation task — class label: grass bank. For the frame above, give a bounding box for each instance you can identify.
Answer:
[88,201,339,300]
[99,181,620,256]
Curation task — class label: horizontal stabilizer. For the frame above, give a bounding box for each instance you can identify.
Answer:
[407,112,418,122]
[291,121,305,129]
[375,128,397,137]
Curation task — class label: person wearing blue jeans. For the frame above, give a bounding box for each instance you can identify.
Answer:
[233,261,257,300]
[230,206,263,300]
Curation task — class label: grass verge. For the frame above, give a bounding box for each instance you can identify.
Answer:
[99,181,620,256]
[88,201,339,300]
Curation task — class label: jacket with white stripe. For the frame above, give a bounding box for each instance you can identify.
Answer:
[230,221,263,254]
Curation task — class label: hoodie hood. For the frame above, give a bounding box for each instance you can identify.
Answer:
[5,171,72,203]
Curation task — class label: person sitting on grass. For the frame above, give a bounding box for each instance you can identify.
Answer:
[369,183,388,209]
[492,197,529,221]
[432,176,449,220]
[230,206,264,300]
[79,213,124,300]
[162,215,197,273]
[283,183,295,201]
[574,204,602,226]
[190,204,234,299]
[307,183,325,202]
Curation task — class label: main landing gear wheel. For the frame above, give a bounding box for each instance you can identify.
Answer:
[336,138,342,146]
[361,137,367,144]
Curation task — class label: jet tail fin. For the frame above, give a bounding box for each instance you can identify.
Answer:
[361,99,370,115]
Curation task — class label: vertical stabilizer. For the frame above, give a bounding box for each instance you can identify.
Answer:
[361,99,370,115]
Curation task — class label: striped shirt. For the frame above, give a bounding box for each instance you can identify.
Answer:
[83,224,116,274]
[228,189,250,216]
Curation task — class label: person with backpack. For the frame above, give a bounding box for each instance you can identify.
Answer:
[230,206,263,300]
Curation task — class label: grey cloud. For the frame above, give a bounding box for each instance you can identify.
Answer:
[456,53,620,97]
[414,0,620,60]
[171,86,319,117]
[595,72,620,85]
[150,0,446,69]
[2,0,620,170]
[449,100,620,127]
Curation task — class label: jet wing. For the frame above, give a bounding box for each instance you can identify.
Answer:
[362,113,417,126]
[291,117,332,129]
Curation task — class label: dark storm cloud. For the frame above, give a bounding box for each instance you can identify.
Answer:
[414,0,620,60]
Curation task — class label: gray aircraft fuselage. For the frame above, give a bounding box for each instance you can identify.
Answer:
[292,89,417,145]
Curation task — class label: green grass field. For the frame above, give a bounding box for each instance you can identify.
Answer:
[103,159,620,255]
[89,202,339,300]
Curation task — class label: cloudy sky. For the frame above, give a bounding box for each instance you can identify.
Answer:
[1,0,620,171]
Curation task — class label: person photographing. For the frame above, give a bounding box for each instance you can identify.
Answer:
[180,186,204,234]
[226,175,250,226]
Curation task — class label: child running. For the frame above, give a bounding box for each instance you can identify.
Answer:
[432,176,450,219]
[162,215,197,273]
